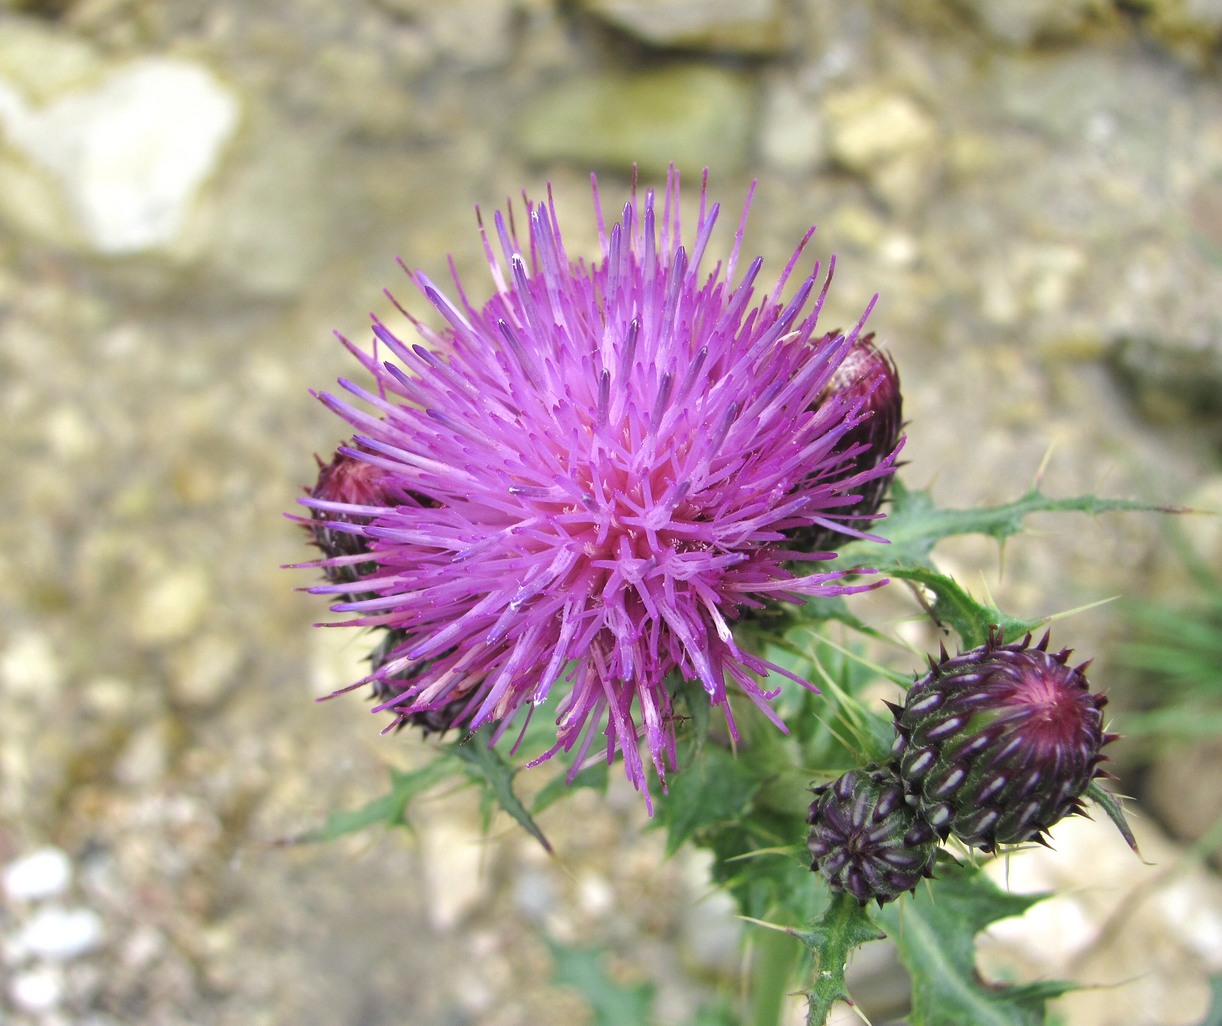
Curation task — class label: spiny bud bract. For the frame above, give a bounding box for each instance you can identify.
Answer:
[891,628,1114,853]
[807,764,938,906]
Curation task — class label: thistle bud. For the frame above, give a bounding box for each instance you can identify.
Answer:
[807,765,938,906]
[891,629,1114,852]
[366,629,468,737]
[796,332,903,551]
[306,448,397,585]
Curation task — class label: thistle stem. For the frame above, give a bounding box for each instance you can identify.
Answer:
[804,892,885,1026]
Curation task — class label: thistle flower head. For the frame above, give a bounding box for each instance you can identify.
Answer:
[891,628,1113,851]
[296,168,898,807]
[807,765,938,906]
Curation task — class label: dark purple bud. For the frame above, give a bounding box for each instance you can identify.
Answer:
[791,332,903,552]
[892,627,1114,852]
[306,448,398,585]
[807,765,937,906]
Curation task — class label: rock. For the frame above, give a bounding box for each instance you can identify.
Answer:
[4,847,72,903]
[518,65,755,177]
[129,566,212,648]
[170,632,242,708]
[9,965,64,1013]
[0,632,64,698]
[374,0,515,67]
[0,18,101,103]
[16,906,105,961]
[420,818,490,931]
[953,0,1097,46]
[0,55,240,253]
[177,110,332,298]
[822,86,941,213]
[1145,735,1222,861]
[1108,332,1222,428]
[977,814,1222,1026]
[759,76,826,174]
[580,0,789,56]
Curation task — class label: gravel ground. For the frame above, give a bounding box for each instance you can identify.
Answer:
[2,2,1222,1024]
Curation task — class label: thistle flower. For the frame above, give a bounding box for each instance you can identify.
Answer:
[296,168,898,806]
[890,628,1114,852]
[807,765,938,906]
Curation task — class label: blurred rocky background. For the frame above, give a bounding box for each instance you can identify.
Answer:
[1,0,1221,1024]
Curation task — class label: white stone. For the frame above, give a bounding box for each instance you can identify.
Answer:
[420,820,488,931]
[0,633,64,698]
[3,847,72,902]
[17,907,105,961]
[0,57,239,253]
[824,87,938,172]
[9,965,63,1013]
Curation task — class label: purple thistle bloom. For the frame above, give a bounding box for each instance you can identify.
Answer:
[297,168,898,808]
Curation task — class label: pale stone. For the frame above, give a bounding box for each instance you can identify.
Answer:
[978,814,1222,1026]
[822,86,941,213]
[519,65,754,177]
[170,632,242,708]
[0,19,101,103]
[760,78,826,174]
[4,847,72,903]
[959,0,1096,45]
[9,965,63,1013]
[581,0,788,55]
[0,633,64,698]
[823,87,938,172]
[130,566,212,647]
[420,819,489,931]
[17,906,105,961]
[0,57,239,253]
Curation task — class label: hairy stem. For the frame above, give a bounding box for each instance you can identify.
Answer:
[804,892,885,1026]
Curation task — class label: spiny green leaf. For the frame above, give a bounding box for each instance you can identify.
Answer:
[656,743,764,855]
[880,863,1074,1026]
[547,938,656,1026]
[288,758,459,843]
[450,728,553,853]
[836,479,1171,572]
[884,564,1040,649]
[1085,780,1142,858]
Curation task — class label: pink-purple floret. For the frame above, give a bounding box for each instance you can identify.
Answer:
[297,169,900,809]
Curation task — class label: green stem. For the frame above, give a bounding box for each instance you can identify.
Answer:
[803,892,886,1026]
[749,922,800,1026]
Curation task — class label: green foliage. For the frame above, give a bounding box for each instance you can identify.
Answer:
[302,480,1164,1026]
[548,939,656,1026]
[1194,974,1222,1026]
[832,480,1167,647]
[289,725,558,851]
[547,936,741,1026]
[1115,575,1222,748]
[289,758,457,843]
[880,864,1075,1026]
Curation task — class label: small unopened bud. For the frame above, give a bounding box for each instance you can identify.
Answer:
[807,765,938,906]
[796,333,903,551]
[306,448,398,585]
